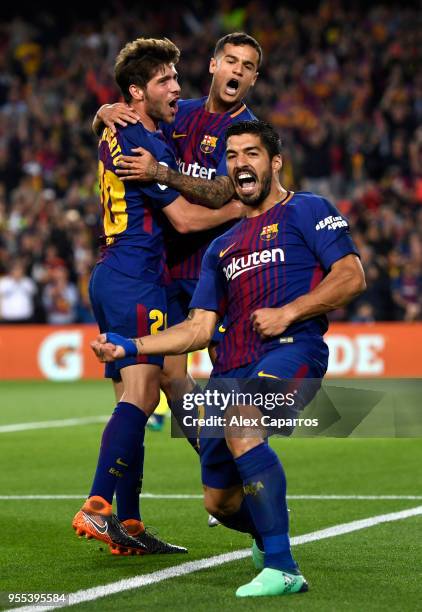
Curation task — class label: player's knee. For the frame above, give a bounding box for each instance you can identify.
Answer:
[121,366,161,413]
[225,436,264,459]
[124,388,160,413]
[203,489,241,518]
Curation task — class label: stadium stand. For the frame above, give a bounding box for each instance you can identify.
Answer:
[0,2,421,323]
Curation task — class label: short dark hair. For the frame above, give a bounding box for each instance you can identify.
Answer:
[214,32,263,68]
[225,120,282,158]
[115,37,180,102]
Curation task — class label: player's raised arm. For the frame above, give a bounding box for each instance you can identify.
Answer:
[252,254,366,338]
[92,103,141,136]
[116,147,234,209]
[91,309,218,362]
[164,196,245,234]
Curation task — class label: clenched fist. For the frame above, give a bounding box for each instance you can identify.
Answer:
[251,306,295,339]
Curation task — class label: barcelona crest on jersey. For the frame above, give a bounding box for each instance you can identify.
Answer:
[200,134,218,153]
[260,223,279,241]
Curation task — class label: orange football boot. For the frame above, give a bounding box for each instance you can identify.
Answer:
[72,496,148,554]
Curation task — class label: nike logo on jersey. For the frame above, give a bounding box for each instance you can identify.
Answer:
[82,512,108,535]
[219,242,237,258]
[116,458,128,467]
[257,371,281,380]
[172,131,187,138]
[218,324,226,333]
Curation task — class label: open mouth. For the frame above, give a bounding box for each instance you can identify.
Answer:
[169,98,179,113]
[236,170,257,195]
[225,79,239,96]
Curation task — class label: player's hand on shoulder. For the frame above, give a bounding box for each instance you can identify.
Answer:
[90,333,128,362]
[98,103,141,133]
[251,306,295,339]
[116,147,158,182]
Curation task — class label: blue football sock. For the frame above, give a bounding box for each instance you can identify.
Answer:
[115,442,145,522]
[215,499,263,550]
[235,443,297,571]
[90,402,148,505]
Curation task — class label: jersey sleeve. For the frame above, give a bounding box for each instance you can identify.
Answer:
[300,196,360,271]
[189,242,227,317]
[120,127,180,209]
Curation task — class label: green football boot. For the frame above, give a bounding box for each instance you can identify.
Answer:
[236,567,308,597]
[251,539,264,570]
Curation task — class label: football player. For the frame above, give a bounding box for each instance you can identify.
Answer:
[91,120,366,595]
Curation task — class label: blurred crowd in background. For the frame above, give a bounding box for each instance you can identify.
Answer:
[0,0,421,324]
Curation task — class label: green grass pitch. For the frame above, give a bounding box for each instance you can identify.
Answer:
[0,381,421,611]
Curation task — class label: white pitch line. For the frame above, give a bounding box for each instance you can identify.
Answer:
[10,505,422,612]
[287,494,422,500]
[1,493,422,501]
[0,494,201,500]
[0,416,109,433]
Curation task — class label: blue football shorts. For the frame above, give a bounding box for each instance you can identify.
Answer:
[199,338,329,489]
[89,263,167,379]
[167,278,226,343]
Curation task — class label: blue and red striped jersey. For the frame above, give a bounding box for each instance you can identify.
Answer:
[98,124,179,281]
[160,97,256,280]
[190,192,360,373]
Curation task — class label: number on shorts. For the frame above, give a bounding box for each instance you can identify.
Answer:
[149,309,167,335]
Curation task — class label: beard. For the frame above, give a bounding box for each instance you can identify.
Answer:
[144,93,171,124]
[239,172,272,207]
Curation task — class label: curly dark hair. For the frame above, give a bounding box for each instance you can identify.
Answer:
[115,37,180,102]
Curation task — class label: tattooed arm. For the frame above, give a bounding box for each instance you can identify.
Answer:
[155,167,234,209]
[116,147,234,209]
